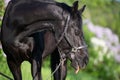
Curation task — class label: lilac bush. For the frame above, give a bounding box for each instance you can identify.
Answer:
[83,20,120,80]
[84,19,120,63]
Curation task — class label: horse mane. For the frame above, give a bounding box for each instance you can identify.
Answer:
[11,0,71,13]
[55,2,72,15]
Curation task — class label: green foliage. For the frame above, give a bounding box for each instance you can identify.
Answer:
[82,0,120,38]
[0,0,4,26]
[0,50,13,80]
[0,0,4,16]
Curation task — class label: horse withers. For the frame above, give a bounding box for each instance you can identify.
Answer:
[1,0,88,80]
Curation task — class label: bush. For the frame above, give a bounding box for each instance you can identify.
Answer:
[83,26,120,80]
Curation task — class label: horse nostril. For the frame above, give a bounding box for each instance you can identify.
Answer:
[84,56,89,65]
[83,55,89,65]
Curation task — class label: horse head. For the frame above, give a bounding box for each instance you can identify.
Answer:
[57,1,88,73]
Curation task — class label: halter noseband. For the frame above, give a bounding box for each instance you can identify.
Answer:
[71,45,88,53]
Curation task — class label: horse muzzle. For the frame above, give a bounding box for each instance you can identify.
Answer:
[67,46,89,73]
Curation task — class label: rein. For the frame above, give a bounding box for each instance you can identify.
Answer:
[46,15,70,80]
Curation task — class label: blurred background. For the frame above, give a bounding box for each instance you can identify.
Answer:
[0,0,120,80]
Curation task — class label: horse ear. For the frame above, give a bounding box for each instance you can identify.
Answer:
[72,1,79,14]
[79,5,86,14]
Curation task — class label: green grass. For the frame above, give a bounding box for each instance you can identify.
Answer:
[0,56,97,80]
[0,50,98,80]
[0,52,13,80]
[21,61,98,80]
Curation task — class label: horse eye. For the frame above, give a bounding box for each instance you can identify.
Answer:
[75,29,80,35]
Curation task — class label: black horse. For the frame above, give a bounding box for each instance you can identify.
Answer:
[1,0,88,80]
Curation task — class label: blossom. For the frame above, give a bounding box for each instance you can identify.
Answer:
[84,19,120,63]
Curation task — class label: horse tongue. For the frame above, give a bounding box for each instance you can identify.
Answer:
[75,66,80,74]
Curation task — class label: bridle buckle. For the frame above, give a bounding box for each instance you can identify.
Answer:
[71,45,88,53]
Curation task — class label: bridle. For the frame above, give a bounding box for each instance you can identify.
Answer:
[56,15,87,55]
